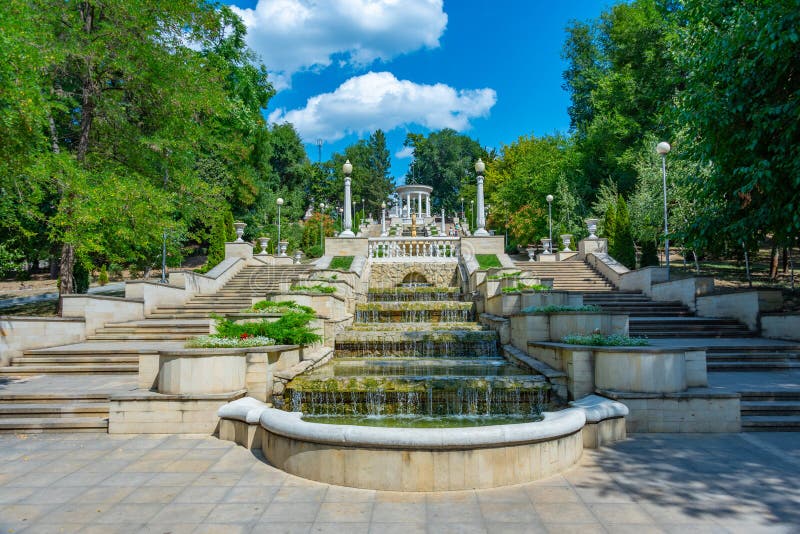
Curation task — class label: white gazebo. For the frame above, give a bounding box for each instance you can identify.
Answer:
[395,184,433,223]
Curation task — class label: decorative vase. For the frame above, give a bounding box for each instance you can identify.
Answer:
[526,246,536,262]
[585,218,599,240]
[278,241,289,257]
[293,250,303,264]
[233,221,247,242]
[560,234,573,252]
[541,238,552,254]
[257,237,270,254]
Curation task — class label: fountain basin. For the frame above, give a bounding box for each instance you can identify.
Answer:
[260,407,584,490]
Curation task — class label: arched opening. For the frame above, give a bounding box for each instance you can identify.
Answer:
[400,272,429,287]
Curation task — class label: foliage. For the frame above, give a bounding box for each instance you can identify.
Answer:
[185,335,276,348]
[301,213,335,255]
[0,245,23,278]
[290,284,336,294]
[501,283,551,293]
[610,196,636,269]
[487,272,521,280]
[676,0,800,247]
[98,265,108,286]
[207,215,227,269]
[561,334,649,346]
[475,254,502,270]
[329,256,354,271]
[212,312,321,345]
[249,300,315,315]
[72,262,90,294]
[639,240,660,268]
[522,305,601,313]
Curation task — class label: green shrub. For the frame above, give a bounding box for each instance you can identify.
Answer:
[290,284,336,294]
[610,197,636,269]
[487,271,521,280]
[250,300,315,315]
[212,312,321,345]
[73,262,90,294]
[207,215,226,268]
[561,333,649,346]
[329,256,354,270]
[98,265,109,286]
[186,335,275,348]
[475,254,502,269]
[522,305,601,313]
[639,240,660,268]
[501,283,551,293]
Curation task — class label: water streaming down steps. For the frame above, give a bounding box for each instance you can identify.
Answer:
[283,285,551,427]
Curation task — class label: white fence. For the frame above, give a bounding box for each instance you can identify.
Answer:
[368,237,460,260]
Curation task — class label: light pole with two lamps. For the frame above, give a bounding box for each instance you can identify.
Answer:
[656,141,671,279]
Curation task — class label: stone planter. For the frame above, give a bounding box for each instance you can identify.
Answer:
[234,221,247,242]
[560,234,573,252]
[257,237,270,254]
[585,218,599,239]
[526,246,536,262]
[509,311,628,349]
[541,238,552,254]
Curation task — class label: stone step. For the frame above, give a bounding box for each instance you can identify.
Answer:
[0,417,108,433]
[707,361,800,371]
[630,331,754,338]
[95,326,209,333]
[742,415,800,431]
[12,356,138,365]
[0,393,108,404]
[0,364,137,375]
[741,401,800,416]
[87,333,197,341]
[739,391,800,402]
[0,403,110,418]
[707,352,800,361]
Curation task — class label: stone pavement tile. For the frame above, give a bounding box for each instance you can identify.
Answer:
[148,502,216,524]
[314,501,373,523]
[121,459,174,473]
[99,472,154,487]
[525,486,581,504]
[5,469,66,487]
[140,522,198,534]
[0,486,35,504]
[138,448,190,461]
[430,523,488,534]
[183,447,232,461]
[94,503,163,524]
[282,475,328,488]
[661,525,730,533]
[712,517,794,534]
[533,502,596,524]
[531,474,570,487]
[236,466,288,486]
[81,523,149,534]
[259,501,321,523]
[427,502,482,524]
[148,472,201,486]
[207,502,267,523]
[484,522,548,533]
[375,491,426,503]
[479,501,539,523]
[122,485,181,504]
[476,486,531,503]
[79,459,131,474]
[194,523,251,534]
[590,503,654,525]
[224,484,280,503]
[273,485,328,503]
[158,437,202,450]
[20,521,85,533]
[639,502,721,525]
[192,471,245,487]
[323,485,376,503]
[310,522,370,533]
[36,460,90,474]
[601,525,666,534]
[543,523,606,534]
[63,448,109,461]
[74,485,137,504]
[39,502,111,524]
[426,490,477,504]
[250,522,312,533]
[101,448,149,462]
[194,438,233,450]
[368,523,427,534]
[371,501,426,523]
[574,485,639,504]
[22,484,87,505]
[0,502,59,528]
[174,485,234,504]
[50,470,111,487]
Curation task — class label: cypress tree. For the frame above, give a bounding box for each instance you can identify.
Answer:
[640,240,660,267]
[611,196,636,269]
[602,203,616,249]
[224,209,236,242]
[207,216,227,268]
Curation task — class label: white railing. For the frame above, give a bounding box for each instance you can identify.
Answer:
[368,237,460,259]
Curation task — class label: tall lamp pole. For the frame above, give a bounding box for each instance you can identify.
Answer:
[460,197,464,220]
[656,141,671,279]
[276,197,284,256]
[319,202,325,249]
[470,200,475,232]
[546,194,554,254]
[381,202,387,236]
[160,230,167,284]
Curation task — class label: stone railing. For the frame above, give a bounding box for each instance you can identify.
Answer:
[367,237,460,260]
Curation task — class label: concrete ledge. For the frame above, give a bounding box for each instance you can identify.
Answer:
[697,290,783,331]
[650,277,714,311]
[760,314,800,342]
[569,395,629,449]
[0,316,87,366]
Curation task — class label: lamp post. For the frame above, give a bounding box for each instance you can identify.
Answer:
[362,198,365,222]
[381,202,387,236]
[276,197,286,256]
[656,141,671,279]
[319,202,325,249]
[340,160,355,237]
[460,197,464,220]
[160,230,167,284]
[473,158,489,236]
[546,194,554,254]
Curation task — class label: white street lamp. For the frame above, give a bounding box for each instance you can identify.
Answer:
[474,159,489,236]
[381,202,387,236]
[656,141,671,279]
[318,202,325,249]
[546,194,554,254]
[276,197,286,256]
[340,160,355,237]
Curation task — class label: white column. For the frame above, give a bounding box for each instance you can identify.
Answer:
[406,193,411,216]
[426,195,431,217]
[417,193,422,218]
[341,169,355,238]
[474,174,489,236]
[397,194,402,217]
[441,208,446,234]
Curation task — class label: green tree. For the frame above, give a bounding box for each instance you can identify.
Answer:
[207,216,227,268]
[611,196,636,269]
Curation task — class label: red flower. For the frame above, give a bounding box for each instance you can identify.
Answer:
[240,333,251,339]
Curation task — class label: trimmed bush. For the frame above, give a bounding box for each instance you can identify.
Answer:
[329,256,354,270]
[290,284,336,294]
[475,254,502,269]
[561,333,649,346]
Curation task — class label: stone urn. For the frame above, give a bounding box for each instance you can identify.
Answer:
[257,237,270,255]
[278,241,289,257]
[560,234,573,252]
[585,218,599,240]
[233,221,247,242]
[293,250,303,264]
[526,245,536,262]
[541,238,552,254]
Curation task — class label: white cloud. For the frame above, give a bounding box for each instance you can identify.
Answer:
[231,0,448,89]
[395,146,415,159]
[268,71,497,141]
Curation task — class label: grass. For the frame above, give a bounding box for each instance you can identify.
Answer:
[561,333,649,347]
[475,254,502,270]
[522,305,602,313]
[249,300,315,315]
[501,283,551,293]
[329,256,354,270]
[290,284,336,294]
[487,271,521,280]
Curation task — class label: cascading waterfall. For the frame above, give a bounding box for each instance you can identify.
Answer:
[283,283,553,427]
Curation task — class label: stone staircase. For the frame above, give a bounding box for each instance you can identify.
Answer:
[706,345,800,372]
[740,391,800,431]
[0,263,314,433]
[514,258,615,292]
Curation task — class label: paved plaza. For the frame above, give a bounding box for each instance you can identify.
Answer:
[1,431,797,533]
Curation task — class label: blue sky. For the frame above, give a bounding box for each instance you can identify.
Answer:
[227,0,613,182]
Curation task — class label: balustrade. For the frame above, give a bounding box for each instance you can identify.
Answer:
[368,237,460,259]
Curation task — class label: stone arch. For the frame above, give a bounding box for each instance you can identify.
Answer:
[401,272,429,285]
